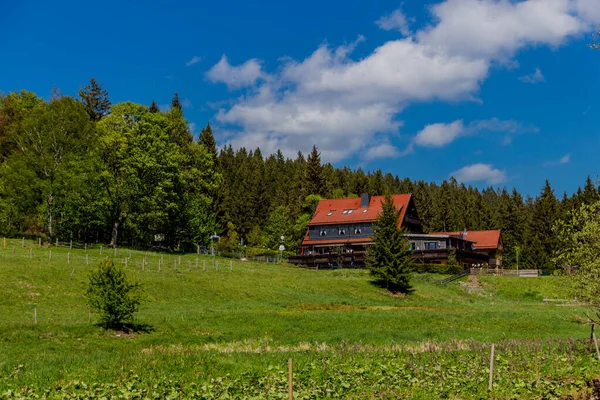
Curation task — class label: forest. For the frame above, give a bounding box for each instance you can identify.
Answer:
[0,79,597,271]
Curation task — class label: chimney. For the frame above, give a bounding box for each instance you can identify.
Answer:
[360,193,371,208]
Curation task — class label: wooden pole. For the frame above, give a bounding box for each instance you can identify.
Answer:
[86,254,89,265]
[489,344,495,391]
[67,252,70,264]
[158,259,161,272]
[174,260,177,271]
[55,237,58,246]
[70,268,75,278]
[178,255,181,265]
[49,250,52,261]
[203,260,205,271]
[3,237,5,248]
[113,247,117,257]
[288,358,293,400]
[34,306,37,325]
[593,333,600,360]
[22,237,24,247]
[38,238,41,247]
[100,246,102,256]
[230,260,232,271]
[29,248,32,260]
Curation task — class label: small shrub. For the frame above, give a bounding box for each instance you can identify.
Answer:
[86,260,142,329]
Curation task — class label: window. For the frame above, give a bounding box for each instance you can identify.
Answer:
[363,209,368,213]
[320,230,327,236]
[327,211,333,216]
[347,209,354,214]
[354,228,362,235]
[342,210,348,215]
[424,242,439,250]
[339,229,346,236]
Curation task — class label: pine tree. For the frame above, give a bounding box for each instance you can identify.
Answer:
[529,180,560,271]
[171,93,182,112]
[581,175,599,205]
[78,78,111,121]
[367,195,413,293]
[199,122,217,161]
[148,100,160,113]
[305,145,323,196]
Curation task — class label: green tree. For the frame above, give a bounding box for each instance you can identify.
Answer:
[78,78,111,121]
[305,145,323,196]
[199,122,217,160]
[12,96,94,242]
[529,180,560,271]
[86,260,142,329]
[367,195,413,293]
[171,93,182,112]
[553,201,600,331]
[148,100,160,113]
[262,206,291,249]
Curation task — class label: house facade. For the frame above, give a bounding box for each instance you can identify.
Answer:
[429,230,503,267]
[288,193,502,269]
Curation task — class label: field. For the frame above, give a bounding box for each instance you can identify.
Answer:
[1,239,600,399]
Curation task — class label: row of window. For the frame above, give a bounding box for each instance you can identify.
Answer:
[326,209,370,217]
[410,242,440,250]
[319,228,363,236]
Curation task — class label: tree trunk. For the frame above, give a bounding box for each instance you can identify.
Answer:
[110,220,119,248]
[47,193,53,243]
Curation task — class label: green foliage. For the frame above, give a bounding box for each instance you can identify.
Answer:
[171,92,182,111]
[86,260,142,329]
[367,194,413,292]
[78,77,111,121]
[410,263,463,274]
[262,206,291,249]
[554,201,600,320]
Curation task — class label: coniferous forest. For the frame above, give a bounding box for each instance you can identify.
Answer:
[1,80,597,272]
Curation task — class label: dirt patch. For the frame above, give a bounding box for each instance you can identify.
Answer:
[291,304,465,312]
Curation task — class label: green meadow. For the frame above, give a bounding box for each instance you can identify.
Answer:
[1,239,599,399]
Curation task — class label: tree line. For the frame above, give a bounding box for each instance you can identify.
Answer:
[0,78,597,270]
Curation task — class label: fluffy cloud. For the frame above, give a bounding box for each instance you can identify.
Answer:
[519,67,545,83]
[451,163,507,184]
[206,55,264,89]
[414,118,538,147]
[185,56,202,67]
[415,120,465,147]
[209,0,597,163]
[364,142,412,161]
[376,9,412,36]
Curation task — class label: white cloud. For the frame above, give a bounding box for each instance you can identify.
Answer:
[417,0,588,60]
[415,120,464,147]
[414,118,537,147]
[185,56,202,67]
[451,163,507,184]
[519,67,545,83]
[206,55,264,89]
[543,153,571,166]
[376,9,412,36]
[209,0,595,163]
[363,142,412,161]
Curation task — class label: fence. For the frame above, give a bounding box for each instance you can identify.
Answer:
[470,268,541,277]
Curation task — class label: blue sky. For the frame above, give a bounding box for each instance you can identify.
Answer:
[2,0,599,196]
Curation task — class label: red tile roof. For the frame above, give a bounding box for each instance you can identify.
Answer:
[429,230,502,250]
[307,194,412,227]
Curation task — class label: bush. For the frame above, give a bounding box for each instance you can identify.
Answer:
[86,260,142,329]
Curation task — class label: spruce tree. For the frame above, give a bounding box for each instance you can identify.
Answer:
[199,122,217,161]
[367,194,413,293]
[305,145,324,195]
[78,77,111,121]
[530,180,560,271]
[171,93,182,112]
[148,100,160,113]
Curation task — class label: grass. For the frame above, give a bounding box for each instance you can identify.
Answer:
[0,238,598,398]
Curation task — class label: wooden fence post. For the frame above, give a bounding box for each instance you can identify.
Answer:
[29,248,32,260]
[22,237,24,247]
[288,358,293,400]
[34,306,37,325]
[593,333,600,360]
[113,247,117,257]
[55,237,58,246]
[3,237,5,248]
[100,246,102,256]
[67,252,70,264]
[38,238,41,247]
[489,344,495,391]
[69,240,72,249]
[49,250,52,261]
[203,260,205,271]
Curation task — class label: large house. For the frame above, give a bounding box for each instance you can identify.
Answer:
[289,193,502,269]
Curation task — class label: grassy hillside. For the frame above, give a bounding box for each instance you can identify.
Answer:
[1,239,598,398]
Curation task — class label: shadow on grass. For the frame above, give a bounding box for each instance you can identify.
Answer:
[95,322,155,334]
[370,279,415,295]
